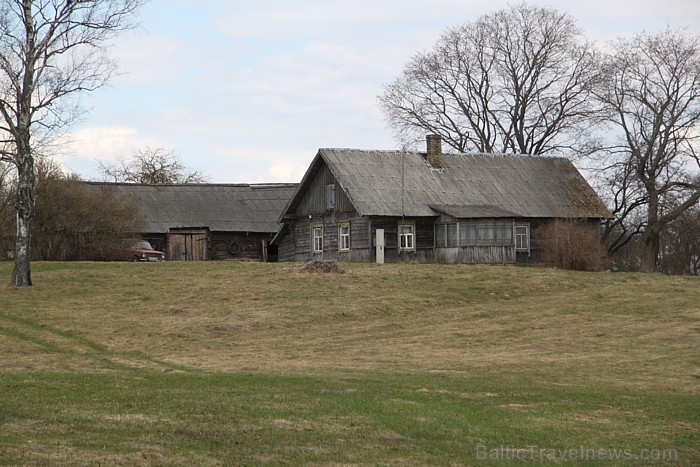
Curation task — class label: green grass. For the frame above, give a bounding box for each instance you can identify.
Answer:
[0,371,696,465]
[0,261,698,464]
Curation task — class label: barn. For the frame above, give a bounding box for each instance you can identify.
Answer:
[86,182,297,261]
[272,135,611,264]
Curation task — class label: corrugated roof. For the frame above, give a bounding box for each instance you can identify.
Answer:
[284,149,611,219]
[85,182,298,233]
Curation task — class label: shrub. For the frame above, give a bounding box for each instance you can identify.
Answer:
[0,159,145,261]
[539,219,607,271]
[31,162,144,260]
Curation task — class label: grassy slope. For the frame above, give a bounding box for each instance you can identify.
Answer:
[0,261,698,464]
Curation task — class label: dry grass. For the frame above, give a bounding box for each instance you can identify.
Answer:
[1,261,698,393]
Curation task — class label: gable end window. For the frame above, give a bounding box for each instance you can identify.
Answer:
[338,223,350,252]
[325,184,335,211]
[312,224,323,253]
[399,221,415,251]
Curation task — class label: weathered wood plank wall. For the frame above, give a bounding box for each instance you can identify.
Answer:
[295,164,354,215]
[435,246,516,264]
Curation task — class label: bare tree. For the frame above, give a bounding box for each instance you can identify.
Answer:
[596,28,700,272]
[98,147,209,184]
[0,0,145,286]
[379,3,601,155]
[659,203,700,275]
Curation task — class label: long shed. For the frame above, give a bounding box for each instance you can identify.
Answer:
[86,182,298,261]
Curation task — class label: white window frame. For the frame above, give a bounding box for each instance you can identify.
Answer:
[312,224,323,253]
[515,223,530,252]
[338,223,350,252]
[399,221,415,251]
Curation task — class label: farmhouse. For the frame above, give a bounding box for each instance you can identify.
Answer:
[86,182,297,261]
[273,135,611,264]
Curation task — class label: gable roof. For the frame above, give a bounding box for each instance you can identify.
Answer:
[86,182,298,233]
[282,149,611,219]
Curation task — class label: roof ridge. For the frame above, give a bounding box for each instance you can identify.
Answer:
[320,147,567,161]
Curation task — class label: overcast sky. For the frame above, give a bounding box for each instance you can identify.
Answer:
[55,0,700,183]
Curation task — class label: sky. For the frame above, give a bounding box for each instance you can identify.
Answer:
[55,0,700,183]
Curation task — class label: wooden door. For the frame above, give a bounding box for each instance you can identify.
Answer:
[168,229,208,261]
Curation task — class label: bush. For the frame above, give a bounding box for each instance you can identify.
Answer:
[539,219,607,271]
[32,162,145,260]
[1,159,145,261]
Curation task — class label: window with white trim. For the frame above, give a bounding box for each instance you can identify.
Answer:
[515,224,530,251]
[399,222,415,250]
[312,225,323,253]
[338,223,350,251]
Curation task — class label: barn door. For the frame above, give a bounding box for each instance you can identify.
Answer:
[168,229,208,261]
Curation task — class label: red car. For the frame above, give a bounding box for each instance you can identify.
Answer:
[116,240,166,262]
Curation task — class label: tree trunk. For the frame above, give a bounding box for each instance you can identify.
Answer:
[9,148,34,287]
[640,190,660,273]
[641,232,660,273]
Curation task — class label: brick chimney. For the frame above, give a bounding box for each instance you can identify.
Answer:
[426,134,443,169]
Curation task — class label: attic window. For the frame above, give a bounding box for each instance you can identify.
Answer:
[325,184,335,211]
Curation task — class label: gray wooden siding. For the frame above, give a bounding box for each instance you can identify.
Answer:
[435,246,516,264]
[277,212,372,262]
[295,162,354,215]
[277,227,296,262]
[210,232,271,261]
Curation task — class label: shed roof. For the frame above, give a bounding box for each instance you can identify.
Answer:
[430,204,520,219]
[86,182,298,233]
[282,149,611,219]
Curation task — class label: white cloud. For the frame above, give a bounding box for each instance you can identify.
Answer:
[268,159,309,183]
[54,0,699,184]
[54,126,168,179]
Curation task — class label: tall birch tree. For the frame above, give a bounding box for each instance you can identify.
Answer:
[0,0,145,286]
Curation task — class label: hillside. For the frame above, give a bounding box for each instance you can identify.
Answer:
[0,262,698,464]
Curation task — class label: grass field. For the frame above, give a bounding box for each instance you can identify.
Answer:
[0,261,698,464]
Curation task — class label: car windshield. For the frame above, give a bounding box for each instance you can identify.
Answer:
[132,241,154,250]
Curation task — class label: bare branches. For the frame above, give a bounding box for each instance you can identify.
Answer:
[596,28,700,271]
[379,4,601,156]
[0,0,145,286]
[1,1,145,141]
[98,148,209,184]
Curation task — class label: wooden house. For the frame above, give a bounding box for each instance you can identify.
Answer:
[272,135,611,264]
[86,182,297,261]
